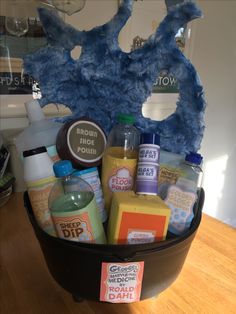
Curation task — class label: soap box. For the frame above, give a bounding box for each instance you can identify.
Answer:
[108,191,171,244]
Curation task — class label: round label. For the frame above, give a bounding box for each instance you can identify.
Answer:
[108,167,134,192]
[67,120,106,165]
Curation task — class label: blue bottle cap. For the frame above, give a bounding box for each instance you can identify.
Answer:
[53,160,74,178]
[185,152,203,165]
[140,133,160,146]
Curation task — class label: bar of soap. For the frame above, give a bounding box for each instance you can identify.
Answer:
[108,191,171,244]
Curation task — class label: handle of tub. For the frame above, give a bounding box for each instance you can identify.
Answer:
[197,188,205,213]
[112,253,138,262]
[111,237,181,262]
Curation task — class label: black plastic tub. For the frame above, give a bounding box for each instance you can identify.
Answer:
[24,189,204,303]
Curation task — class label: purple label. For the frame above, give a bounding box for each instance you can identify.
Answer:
[136,162,159,195]
[136,180,158,195]
[138,144,160,163]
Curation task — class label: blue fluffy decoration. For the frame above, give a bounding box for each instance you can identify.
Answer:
[23,0,206,154]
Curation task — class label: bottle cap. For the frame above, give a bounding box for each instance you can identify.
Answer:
[117,113,135,125]
[25,99,45,122]
[185,152,203,165]
[23,146,47,158]
[53,160,74,178]
[140,133,160,146]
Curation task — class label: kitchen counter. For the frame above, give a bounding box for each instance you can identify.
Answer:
[0,193,236,313]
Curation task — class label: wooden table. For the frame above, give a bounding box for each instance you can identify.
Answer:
[1,193,236,313]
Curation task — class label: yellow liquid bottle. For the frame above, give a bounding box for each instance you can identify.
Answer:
[101,114,140,213]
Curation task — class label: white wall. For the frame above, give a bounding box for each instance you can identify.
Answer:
[190,1,236,227]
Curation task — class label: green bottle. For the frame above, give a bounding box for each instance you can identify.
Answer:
[48,160,106,244]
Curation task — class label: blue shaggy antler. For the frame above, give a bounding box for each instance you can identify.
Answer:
[23,0,206,154]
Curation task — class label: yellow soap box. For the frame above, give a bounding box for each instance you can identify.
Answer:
[108,191,171,244]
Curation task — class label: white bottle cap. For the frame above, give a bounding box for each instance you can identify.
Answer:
[25,99,45,122]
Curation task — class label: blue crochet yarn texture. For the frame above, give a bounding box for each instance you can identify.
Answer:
[23,0,206,154]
